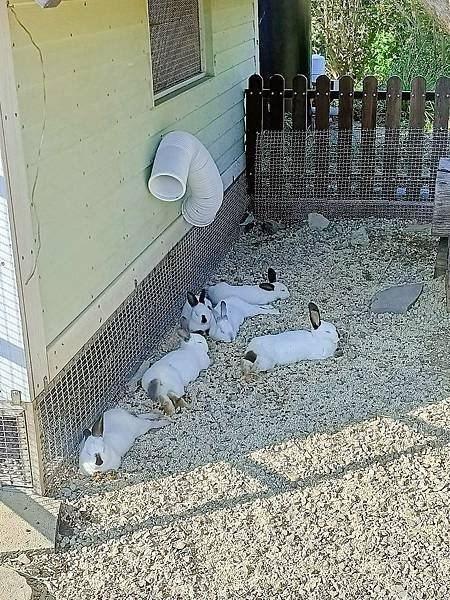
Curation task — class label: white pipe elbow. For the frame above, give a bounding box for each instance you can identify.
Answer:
[148,131,223,227]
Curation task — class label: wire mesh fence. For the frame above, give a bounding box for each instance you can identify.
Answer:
[0,405,33,488]
[31,177,247,491]
[254,128,447,222]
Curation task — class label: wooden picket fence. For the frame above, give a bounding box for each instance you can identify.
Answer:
[245,74,450,221]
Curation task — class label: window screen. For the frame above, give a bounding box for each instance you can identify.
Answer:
[148,0,203,95]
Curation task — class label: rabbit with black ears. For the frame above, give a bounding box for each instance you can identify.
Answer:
[79,407,168,475]
[141,319,210,415]
[242,302,339,374]
[207,268,289,306]
[181,289,213,333]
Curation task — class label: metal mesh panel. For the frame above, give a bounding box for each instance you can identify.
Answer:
[33,177,247,491]
[255,128,449,222]
[148,0,203,94]
[0,405,33,488]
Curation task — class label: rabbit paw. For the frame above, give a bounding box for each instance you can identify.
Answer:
[161,398,176,416]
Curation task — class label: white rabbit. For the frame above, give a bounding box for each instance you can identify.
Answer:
[209,298,280,342]
[242,302,339,373]
[207,268,290,306]
[181,290,213,333]
[141,320,210,415]
[79,407,168,476]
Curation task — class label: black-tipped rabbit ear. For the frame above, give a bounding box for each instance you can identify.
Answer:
[187,292,198,307]
[92,415,104,437]
[268,268,277,283]
[199,289,206,304]
[259,283,275,291]
[308,302,321,330]
[82,428,91,441]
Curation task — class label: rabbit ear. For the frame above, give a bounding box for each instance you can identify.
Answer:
[92,415,104,437]
[199,289,207,304]
[177,323,191,341]
[259,283,275,291]
[187,292,198,307]
[82,428,91,441]
[308,302,321,330]
[220,300,227,319]
[268,268,277,283]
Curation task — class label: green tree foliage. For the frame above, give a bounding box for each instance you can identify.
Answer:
[311,0,450,87]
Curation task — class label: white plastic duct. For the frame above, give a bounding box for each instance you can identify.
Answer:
[148,131,223,227]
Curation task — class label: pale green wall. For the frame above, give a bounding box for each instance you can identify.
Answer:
[8,0,257,345]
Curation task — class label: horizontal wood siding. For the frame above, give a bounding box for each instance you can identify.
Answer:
[8,0,257,345]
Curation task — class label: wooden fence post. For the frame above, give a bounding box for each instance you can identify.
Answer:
[359,76,378,200]
[337,75,354,199]
[268,74,285,131]
[291,75,308,210]
[382,76,402,200]
[245,73,263,196]
[314,75,331,200]
[430,76,450,201]
[406,76,426,200]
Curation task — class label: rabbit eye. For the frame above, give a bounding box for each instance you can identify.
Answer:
[201,315,207,324]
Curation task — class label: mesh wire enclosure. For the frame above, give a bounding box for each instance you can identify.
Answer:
[148,0,203,95]
[0,404,33,488]
[255,128,449,223]
[32,177,247,491]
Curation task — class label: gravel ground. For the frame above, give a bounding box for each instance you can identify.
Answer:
[5,218,450,600]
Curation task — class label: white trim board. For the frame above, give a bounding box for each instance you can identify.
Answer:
[0,1,49,398]
[46,154,245,379]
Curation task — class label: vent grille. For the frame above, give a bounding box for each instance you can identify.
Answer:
[149,0,203,94]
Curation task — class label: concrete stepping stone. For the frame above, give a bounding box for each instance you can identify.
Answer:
[371,283,423,314]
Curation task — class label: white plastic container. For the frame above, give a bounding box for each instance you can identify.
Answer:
[311,54,326,83]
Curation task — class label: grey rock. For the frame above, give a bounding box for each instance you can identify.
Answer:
[350,226,370,247]
[308,212,330,231]
[371,283,424,314]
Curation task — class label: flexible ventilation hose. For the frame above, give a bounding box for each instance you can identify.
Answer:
[148,131,223,227]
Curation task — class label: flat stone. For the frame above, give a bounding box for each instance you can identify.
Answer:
[350,226,370,247]
[371,283,424,314]
[0,567,32,600]
[0,490,61,554]
[308,212,330,231]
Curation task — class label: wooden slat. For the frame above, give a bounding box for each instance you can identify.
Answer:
[359,76,378,200]
[292,74,308,131]
[409,76,427,129]
[291,75,308,205]
[385,76,402,129]
[432,157,450,236]
[361,76,378,129]
[338,75,354,130]
[434,76,450,131]
[268,74,285,131]
[434,237,449,278]
[430,77,450,201]
[315,75,331,131]
[337,76,354,198]
[382,77,402,199]
[245,73,263,195]
[314,75,330,199]
[406,77,426,200]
